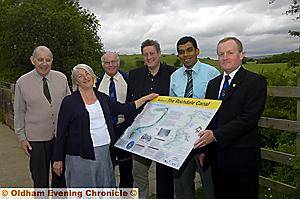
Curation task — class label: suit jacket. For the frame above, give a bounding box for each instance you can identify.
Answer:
[53,88,136,161]
[205,66,267,172]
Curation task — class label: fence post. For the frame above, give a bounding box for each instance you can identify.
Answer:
[296,75,300,198]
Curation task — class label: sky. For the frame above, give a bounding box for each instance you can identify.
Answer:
[79,0,299,58]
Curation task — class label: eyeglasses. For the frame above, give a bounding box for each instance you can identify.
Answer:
[103,61,118,65]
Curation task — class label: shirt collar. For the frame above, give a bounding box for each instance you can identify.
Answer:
[104,71,121,81]
[223,65,241,80]
[183,60,202,75]
[146,63,162,77]
[33,69,51,81]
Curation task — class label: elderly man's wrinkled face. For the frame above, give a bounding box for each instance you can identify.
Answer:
[102,53,119,77]
[75,68,94,90]
[31,48,52,77]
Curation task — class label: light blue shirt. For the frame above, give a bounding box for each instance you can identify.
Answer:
[169,60,220,98]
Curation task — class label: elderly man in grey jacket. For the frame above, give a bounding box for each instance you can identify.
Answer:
[14,46,70,188]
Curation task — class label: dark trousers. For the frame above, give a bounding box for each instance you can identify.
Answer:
[212,168,259,199]
[174,154,196,199]
[114,148,133,187]
[29,138,66,188]
[112,123,134,188]
[156,163,174,199]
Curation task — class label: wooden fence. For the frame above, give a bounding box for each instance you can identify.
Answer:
[0,81,14,129]
[259,77,300,198]
[0,79,299,197]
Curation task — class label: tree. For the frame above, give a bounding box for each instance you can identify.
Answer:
[0,0,103,82]
[269,0,299,51]
[269,0,299,18]
[289,30,300,52]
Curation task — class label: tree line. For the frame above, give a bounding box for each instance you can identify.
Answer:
[255,51,300,67]
[0,0,103,83]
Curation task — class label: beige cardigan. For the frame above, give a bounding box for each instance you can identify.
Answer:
[14,69,70,141]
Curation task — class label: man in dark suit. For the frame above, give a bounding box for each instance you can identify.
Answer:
[194,37,267,199]
[127,39,176,199]
[96,51,133,188]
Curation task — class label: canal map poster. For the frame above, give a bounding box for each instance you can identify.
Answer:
[114,96,221,170]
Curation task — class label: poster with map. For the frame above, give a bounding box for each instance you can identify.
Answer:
[114,96,221,170]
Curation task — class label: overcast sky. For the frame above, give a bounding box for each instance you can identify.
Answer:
[79,0,299,58]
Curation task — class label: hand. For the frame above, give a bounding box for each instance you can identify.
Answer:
[194,130,215,149]
[53,161,63,176]
[135,93,159,109]
[143,93,159,102]
[20,139,32,156]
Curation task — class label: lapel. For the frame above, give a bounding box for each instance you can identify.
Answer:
[136,66,148,97]
[93,88,109,116]
[74,90,86,109]
[210,75,222,100]
[222,66,246,102]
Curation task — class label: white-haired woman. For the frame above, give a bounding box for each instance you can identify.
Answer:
[52,64,157,188]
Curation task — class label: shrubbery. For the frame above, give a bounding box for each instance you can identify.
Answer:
[258,66,299,198]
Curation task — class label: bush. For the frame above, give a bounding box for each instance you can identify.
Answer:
[259,66,299,190]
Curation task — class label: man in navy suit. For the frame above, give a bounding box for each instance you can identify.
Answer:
[194,37,267,199]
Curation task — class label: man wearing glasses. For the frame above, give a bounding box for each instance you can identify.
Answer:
[96,51,133,188]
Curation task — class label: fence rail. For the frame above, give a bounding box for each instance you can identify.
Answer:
[267,86,300,98]
[259,117,300,133]
[0,79,299,197]
[258,78,300,198]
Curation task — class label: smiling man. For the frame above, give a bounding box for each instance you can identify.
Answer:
[194,37,267,199]
[169,36,219,199]
[96,52,133,188]
[14,46,70,188]
[126,39,176,199]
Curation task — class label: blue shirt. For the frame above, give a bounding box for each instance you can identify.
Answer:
[169,60,220,98]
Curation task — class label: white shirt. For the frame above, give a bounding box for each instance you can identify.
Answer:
[98,72,127,124]
[218,66,241,98]
[85,100,111,147]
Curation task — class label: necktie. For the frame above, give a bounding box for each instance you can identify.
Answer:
[109,77,117,124]
[42,77,52,103]
[219,75,231,100]
[184,70,193,98]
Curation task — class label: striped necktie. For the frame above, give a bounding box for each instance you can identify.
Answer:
[42,77,51,103]
[219,75,231,100]
[184,70,193,98]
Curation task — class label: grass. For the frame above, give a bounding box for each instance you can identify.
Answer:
[244,62,288,73]
[118,54,289,75]
[119,54,179,72]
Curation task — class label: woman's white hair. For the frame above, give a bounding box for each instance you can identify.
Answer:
[71,64,96,91]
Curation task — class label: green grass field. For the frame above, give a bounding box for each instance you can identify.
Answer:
[244,62,288,73]
[119,54,289,74]
[119,54,179,71]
